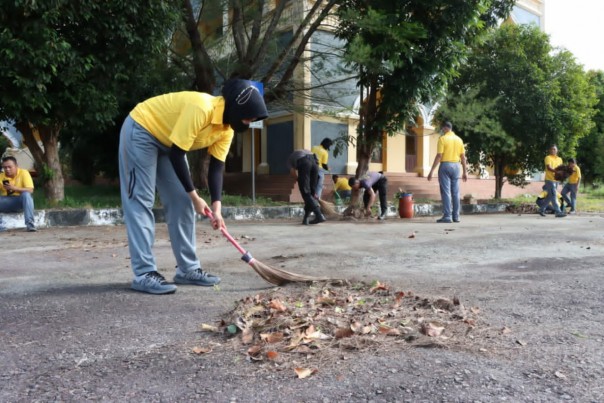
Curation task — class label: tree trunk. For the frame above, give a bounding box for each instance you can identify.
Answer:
[355,147,371,179]
[493,158,504,199]
[17,121,65,204]
[188,149,210,190]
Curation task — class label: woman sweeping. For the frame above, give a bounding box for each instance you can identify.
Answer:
[119,78,268,295]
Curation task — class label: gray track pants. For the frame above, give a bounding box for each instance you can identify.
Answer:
[118,116,201,277]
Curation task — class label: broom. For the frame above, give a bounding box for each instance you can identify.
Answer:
[318,199,339,217]
[204,210,331,286]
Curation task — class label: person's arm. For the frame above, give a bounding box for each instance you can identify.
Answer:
[364,186,376,213]
[545,157,557,172]
[207,156,226,230]
[460,153,468,182]
[4,182,33,194]
[427,153,442,181]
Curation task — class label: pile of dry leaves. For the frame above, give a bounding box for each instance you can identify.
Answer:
[506,203,539,214]
[196,281,487,378]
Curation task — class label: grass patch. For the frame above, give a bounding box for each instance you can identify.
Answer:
[33,184,283,209]
[502,187,604,213]
[34,185,122,209]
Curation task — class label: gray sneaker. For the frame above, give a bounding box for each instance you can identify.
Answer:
[174,268,221,286]
[131,271,177,295]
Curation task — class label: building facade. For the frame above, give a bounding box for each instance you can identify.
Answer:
[223,0,545,183]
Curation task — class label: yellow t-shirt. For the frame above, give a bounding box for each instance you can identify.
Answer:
[334,177,351,192]
[568,165,581,184]
[437,131,465,163]
[0,168,34,196]
[544,155,563,181]
[311,145,329,167]
[129,92,234,162]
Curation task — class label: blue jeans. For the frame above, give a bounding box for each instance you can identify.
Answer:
[540,180,561,214]
[561,183,578,211]
[118,116,201,277]
[315,169,326,199]
[438,162,461,220]
[0,193,35,229]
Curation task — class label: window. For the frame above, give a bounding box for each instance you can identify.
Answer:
[511,6,541,26]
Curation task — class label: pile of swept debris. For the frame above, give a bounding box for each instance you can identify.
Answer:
[196,281,500,377]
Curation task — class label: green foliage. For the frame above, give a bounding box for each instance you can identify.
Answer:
[335,0,514,174]
[0,133,9,156]
[0,1,181,127]
[336,0,514,129]
[439,24,597,196]
[577,71,604,184]
[0,1,182,200]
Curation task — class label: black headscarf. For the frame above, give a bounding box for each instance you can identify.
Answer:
[222,78,268,132]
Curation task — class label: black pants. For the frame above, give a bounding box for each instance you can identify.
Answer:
[296,155,319,212]
[363,176,388,214]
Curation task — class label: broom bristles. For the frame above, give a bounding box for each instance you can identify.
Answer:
[249,259,332,286]
[318,199,338,217]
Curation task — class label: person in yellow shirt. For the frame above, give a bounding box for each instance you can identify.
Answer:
[119,78,268,294]
[331,175,352,199]
[332,174,351,200]
[311,138,333,199]
[538,145,566,218]
[0,156,36,232]
[561,158,581,214]
[427,122,468,223]
[535,190,563,213]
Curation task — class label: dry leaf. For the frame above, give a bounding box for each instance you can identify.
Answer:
[247,345,263,360]
[501,326,512,335]
[260,332,284,344]
[241,328,254,344]
[395,291,405,302]
[470,307,480,314]
[192,346,211,354]
[335,327,354,339]
[266,351,279,361]
[269,299,288,312]
[370,281,389,293]
[420,322,445,337]
[361,325,373,335]
[316,297,336,306]
[554,371,566,379]
[304,325,316,336]
[408,232,416,238]
[305,330,331,341]
[199,323,219,332]
[350,321,362,333]
[294,367,317,379]
[516,340,527,346]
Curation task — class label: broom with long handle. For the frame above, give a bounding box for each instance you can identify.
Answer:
[204,210,331,286]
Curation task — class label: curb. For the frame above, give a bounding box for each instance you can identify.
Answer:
[0,203,510,231]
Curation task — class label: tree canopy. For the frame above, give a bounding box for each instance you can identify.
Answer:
[0,0,181,201]
[576,71,604,185]
[438,24,597,197]
[335,0,514,175]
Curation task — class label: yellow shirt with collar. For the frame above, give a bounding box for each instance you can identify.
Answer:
[0,168,34,196]
[437,131,465,163]
[568,165,581,184]
[544,155,563,181]
[129,91,234,162]
[311,145,329,167]
[334,177,351,192]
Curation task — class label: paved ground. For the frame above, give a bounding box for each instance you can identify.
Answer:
[1,212,603,402]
